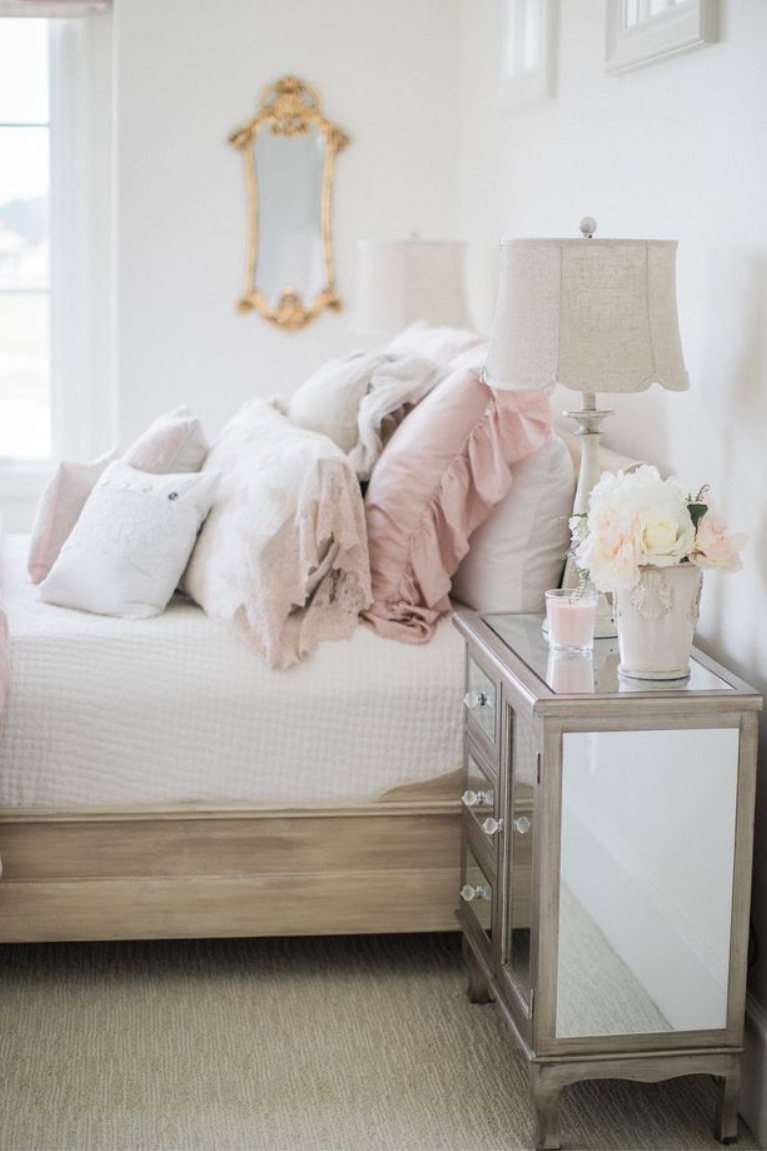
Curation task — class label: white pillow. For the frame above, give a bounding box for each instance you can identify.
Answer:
[288,353,374,453]
[451,435,575,613]
[39,461,219,619]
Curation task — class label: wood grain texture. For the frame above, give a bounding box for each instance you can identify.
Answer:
[0,770,462,942]
[0,868,459,942]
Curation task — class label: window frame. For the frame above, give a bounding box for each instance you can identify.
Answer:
[0,10,113,518]
[0,17,52,465]
[498,0,558,112]
[606,0,718,75]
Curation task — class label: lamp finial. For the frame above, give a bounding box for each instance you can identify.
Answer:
[580,216,597,239]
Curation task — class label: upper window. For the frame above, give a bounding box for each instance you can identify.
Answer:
[0,17,50,461]
[499,0,556,111]
[606,0,718,74]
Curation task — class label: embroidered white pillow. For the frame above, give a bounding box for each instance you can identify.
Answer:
[39,462,218,619]
[28,405,209,585]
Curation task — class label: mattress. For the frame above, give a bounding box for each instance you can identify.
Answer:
[0,536,465,808]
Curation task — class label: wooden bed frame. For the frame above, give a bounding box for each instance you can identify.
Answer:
[0,770,462,942]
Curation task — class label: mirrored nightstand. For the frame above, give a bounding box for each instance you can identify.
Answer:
[454,610,761,1151]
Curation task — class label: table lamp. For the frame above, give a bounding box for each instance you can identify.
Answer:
[482,217,690,635]
[354,239,470,337]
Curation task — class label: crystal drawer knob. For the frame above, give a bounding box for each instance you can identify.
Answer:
[462,789,493,808]
[463,691,489,710]
[460,883,491,903]
[512,815,532,835]
[481,816,503,837]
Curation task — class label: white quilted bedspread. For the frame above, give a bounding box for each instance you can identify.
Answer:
[0,536,465,808]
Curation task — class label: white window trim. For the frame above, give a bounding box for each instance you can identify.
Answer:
[0,11,113,516]
[606,0,718,75]
[50,13,114,462]
[499,0,558,112]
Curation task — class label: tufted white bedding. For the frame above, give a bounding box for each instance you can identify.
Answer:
[0,535,465,809]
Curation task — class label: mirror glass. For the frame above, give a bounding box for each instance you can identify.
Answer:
[255,125,325,308]
[556,727,738,1038]
[506,709,537,999]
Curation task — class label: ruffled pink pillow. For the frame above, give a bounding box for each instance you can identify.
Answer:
[28,406,208,584]
[361,369,552,643]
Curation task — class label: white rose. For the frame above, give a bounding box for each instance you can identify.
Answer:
[638,501,696,567]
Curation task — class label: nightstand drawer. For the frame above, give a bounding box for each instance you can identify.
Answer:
[464,653,499,760]
[462,745,498,838]
[459,844,495,964]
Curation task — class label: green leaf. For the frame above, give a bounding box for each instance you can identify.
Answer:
[688,502,708,530]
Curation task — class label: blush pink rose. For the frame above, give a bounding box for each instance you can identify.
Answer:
[691,512,747,572]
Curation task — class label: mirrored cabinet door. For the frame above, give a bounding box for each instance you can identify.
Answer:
[556,727,739,1041]
[503,706,538,1010]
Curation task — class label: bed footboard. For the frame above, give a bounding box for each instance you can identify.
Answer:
[0,772,461,942]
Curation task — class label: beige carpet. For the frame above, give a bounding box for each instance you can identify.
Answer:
[0,933,757,1151]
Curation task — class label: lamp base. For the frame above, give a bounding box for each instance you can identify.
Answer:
[562,392,618,637]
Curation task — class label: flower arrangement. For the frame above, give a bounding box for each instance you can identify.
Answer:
[570,466,746,593]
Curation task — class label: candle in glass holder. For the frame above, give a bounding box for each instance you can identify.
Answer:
[545,589,599,653]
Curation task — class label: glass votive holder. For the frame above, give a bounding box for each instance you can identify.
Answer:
[545,588,599,654]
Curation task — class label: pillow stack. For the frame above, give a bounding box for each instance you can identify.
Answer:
[28,319,576,659]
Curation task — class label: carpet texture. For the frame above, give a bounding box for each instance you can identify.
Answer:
[0,933,757,1151]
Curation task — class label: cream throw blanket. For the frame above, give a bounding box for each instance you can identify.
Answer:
[287,351,445,481]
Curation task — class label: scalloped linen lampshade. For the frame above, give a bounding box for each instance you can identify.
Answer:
[354,239,470,336]
[482,237,690,395]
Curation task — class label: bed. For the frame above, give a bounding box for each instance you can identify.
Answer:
[0,425,627,945]
[0,535,466,942]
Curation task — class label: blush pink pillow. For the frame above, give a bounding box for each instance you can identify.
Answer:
[28,406,209,584]
[361,369,552,643]
[27,450,116,585]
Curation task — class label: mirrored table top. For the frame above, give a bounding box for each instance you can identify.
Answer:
[484,613,734,696]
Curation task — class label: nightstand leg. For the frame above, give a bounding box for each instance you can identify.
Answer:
[462,937,494,1004]
[715,1068,741,1144]
[529,1065,561,1151]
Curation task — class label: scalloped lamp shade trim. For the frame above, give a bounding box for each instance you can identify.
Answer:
[483,237,690,394]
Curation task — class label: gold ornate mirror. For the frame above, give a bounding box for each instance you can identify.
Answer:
[229,76,350,332]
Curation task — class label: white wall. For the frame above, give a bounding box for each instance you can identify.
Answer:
[457,0,767,1129]
[113,0,461,443]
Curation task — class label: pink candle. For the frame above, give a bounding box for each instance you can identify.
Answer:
[545,590,598,653]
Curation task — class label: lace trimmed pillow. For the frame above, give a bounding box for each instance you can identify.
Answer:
[184,399,371,670]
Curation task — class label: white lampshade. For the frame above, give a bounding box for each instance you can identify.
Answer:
[483,235,690,394]
[354,239,470,336]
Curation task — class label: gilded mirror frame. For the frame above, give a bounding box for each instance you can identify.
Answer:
[229,76,350,331]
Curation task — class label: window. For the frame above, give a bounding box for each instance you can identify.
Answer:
[0,8,112,511]
[606,0,718,74]
[0,17,50,460]
[499,0,556,111]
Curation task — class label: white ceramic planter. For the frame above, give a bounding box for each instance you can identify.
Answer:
[613,563,703,680]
